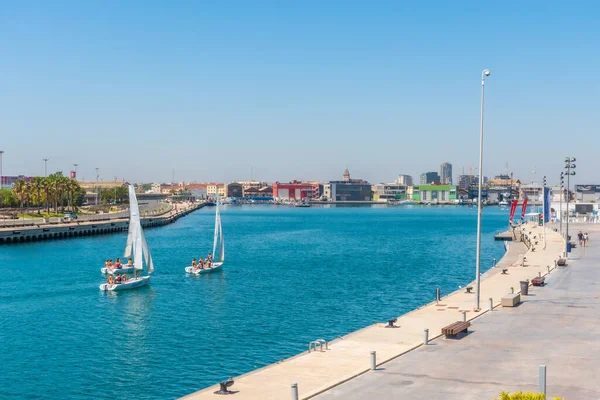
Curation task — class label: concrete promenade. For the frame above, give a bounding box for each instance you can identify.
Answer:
[0,201,203,245]
[317,226,599,399]
[182,223,566,400]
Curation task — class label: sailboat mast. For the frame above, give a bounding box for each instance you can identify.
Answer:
[213,194,220,257]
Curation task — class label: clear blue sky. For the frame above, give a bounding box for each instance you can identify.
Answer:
[1,1,598,184]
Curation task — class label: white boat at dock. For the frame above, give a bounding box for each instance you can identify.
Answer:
[100,185,154,291]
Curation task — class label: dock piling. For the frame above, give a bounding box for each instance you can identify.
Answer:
[291,383,299,400]
[489,298,493,311]
[436,287,441,303]
[423,329,429,345]
[510,287,514,294]
[370,351,376,370]
[461,311,467,322]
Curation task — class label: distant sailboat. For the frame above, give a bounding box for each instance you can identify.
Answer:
[186,194,224,275]
[100,185,154,291]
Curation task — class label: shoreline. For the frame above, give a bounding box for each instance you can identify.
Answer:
[0,202,204,245]
[182,224,558,399]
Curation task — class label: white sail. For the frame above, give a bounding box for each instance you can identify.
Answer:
[123,185,139,258]
[141,228,154,274]
[218,215,224,263]
[134,224,143,271]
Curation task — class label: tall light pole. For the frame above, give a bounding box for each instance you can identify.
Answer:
[564,157,576,256]
[43,158,49,177]
[475,68,491,312]
[0,150,4,189]
[559,172,564,237]
[73,164,78,180]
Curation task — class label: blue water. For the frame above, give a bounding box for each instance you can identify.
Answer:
[0,205,507,399]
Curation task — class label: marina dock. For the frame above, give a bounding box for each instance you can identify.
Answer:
[0,202,204,245]
[182,224,568,399]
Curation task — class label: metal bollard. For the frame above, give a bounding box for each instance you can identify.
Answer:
[291,383,299,400]
[539,365,546,395]
[436,287,441,303]
[489,298,493,311]
[461,311,467,322]
[493,258,497,267]
[510,287,514,294]
[547,265,551,274]
[424,329,429,345]
[370,351,376,370]
[539,272,541,277]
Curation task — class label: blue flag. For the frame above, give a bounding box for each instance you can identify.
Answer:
[543,187,551,223]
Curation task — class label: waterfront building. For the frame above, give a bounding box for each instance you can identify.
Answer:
[487,174,520,188]
[411,184,458,203]
[458,174,477,190]
[440,162,452,184]
[225,182,244,198]
[207,183,226,197]
[575,184,600,202]
[395,174,413,186]
[238,180,267,190]
[151,183,162,193]
[272,181,320,201]
[519,183,544,201]
[328,169,372,201]
[420,172,440,184]
[0,175,33,188]
[373,183,407,202]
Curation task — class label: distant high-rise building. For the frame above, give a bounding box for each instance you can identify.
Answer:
[440,162,452,184]
[420,172,441,184]
[396,174,413,186]
[458,174,478,190]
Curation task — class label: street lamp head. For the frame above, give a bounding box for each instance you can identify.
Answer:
[571,157,576,162]
[484,69,491,76]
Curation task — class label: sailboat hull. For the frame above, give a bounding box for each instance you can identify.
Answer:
[185,263,223,275]
[101,266,135,275]
[99,276,151,291]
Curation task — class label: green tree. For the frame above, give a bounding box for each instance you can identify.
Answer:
[0,188,18,207]
[12,179,28,208]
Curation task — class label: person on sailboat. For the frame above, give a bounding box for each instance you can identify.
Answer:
[115,274,122,284]
[115,258,122,269]
[198,258,204,269]
[107,275,114,285]
[192,259,197,268]
[207,253,213,267]
[122,273,128,282]
[127,258,133,266]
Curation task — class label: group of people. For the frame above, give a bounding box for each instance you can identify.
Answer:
[191,253,214,270]
[104,258,133,270]
[106,273,128,285]
[577,231,589,247]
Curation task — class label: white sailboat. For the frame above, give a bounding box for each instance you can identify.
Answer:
[185,194,224,275]
[100,185,154,291]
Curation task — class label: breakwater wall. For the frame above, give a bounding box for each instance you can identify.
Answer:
[0,203,204,245]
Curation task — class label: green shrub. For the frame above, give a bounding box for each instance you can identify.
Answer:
[495,392,563,400]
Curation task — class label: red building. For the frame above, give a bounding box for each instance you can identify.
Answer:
[272,181,320,200]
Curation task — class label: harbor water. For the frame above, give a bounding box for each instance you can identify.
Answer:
[0,205,507,399]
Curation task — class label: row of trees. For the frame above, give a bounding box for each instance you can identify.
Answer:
[0,172,86,212]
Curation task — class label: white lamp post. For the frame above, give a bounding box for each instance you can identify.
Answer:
[475,69,491,311]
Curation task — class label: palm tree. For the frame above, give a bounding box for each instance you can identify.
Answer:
[66,178,79,211]
[12,179,28,208]
[27,177,44,214]
[40,177,51,214]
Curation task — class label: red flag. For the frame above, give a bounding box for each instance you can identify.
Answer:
[521,197,529,219]
[509,200,518,222]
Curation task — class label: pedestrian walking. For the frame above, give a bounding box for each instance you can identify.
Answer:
[584,232,589,247]
[578,231,584,247]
